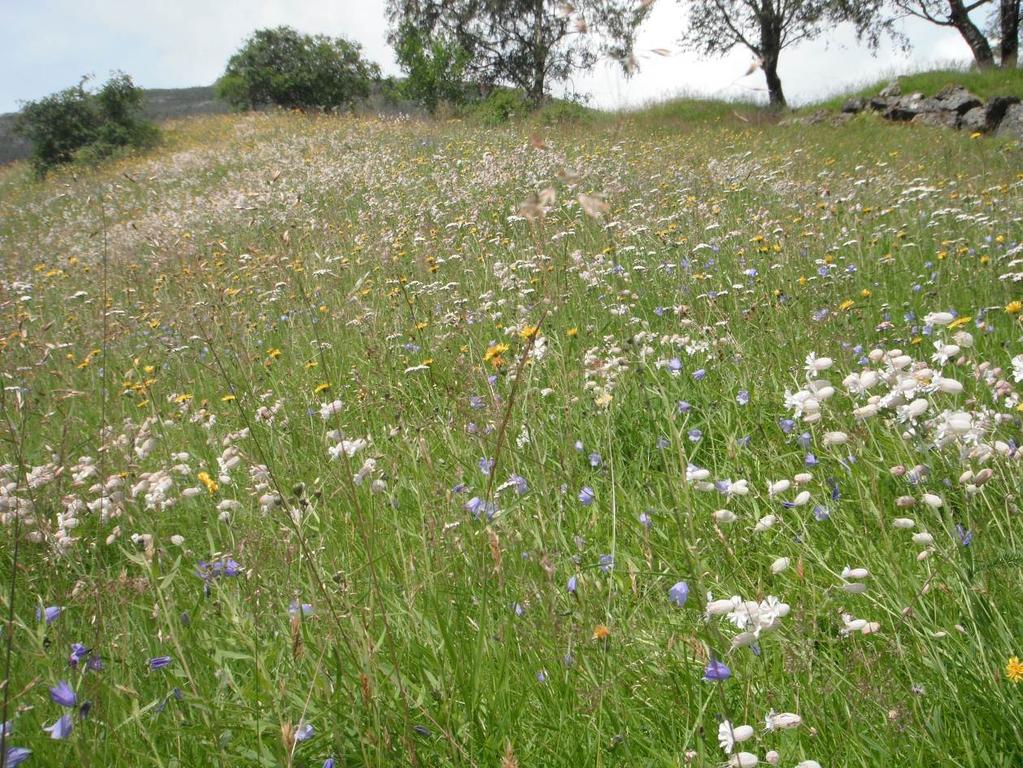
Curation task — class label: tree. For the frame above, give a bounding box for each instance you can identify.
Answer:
[847,0,1020,68]
[391,22,471,112]
[15,73,158,176]
[386,0,651,104]
[216,26,380,111]
[678,0,842,107]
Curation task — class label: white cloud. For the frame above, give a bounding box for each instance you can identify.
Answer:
[0,0,976,113]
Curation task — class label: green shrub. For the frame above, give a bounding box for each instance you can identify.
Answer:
[392,23,469,114]
[535,100,592,126]
[15,73,158,177]
[469,89,532,125]
[216,26,380,111]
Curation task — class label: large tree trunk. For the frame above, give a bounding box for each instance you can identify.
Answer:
[1001,0,1020,66]
[948,0,997,67]
[759,0,786,108]
[763,53,786,107]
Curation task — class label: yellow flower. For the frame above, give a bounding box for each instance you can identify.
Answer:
[1007,656,1023,683]
[314,383,331,394]
[839,299,855,311]
[197,471,218,495]
[267,348,282,359]
[860,289,871,298]
[948,316,971,329]
[970,131,982,139]
[592,624,611,641]
[566,327,578,337]
[519,325,539,340]
[221,394,237,403]
[483,343,509,368]
[1006,301,1022,315]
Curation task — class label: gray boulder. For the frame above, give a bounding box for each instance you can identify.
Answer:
[959,106,987,133]
[912,111,958,129]
[933,85,982,115]
[879,81,901,98]
[887,93,927,121]
[987,96,1022,129]
[995,103,1023,139]
[842,97,866,114]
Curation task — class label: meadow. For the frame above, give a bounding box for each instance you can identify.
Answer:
[1,99,1022,767]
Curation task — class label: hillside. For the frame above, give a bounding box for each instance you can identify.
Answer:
[1,99,1022,767]
[0,85,229,164]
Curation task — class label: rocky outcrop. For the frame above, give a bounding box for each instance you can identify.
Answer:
[840,81,1021,138]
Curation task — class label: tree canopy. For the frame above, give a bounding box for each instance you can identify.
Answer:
[386,0,652,103]
[216,26,380,111]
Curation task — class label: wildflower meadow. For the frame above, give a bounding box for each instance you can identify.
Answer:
[1,106,1023,766]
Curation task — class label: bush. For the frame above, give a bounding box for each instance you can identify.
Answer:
[216,26,380,111]
[469,89,532,126]
[15,73,158,176]
[392,23,469,113]
[535,100,593,126]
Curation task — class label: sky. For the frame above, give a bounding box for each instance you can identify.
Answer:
[0,0,978,114]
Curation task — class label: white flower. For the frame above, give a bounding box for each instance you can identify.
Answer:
[822,431,848,447]
[319,399,344,420]
[754,514,777,533]
[921,493,943,509]
[804,353,833,375]
[764,711,801,731]
[842,566,869,580]
[713,509,737,524]
[796,761,823,768]
[718,721,755,754]
[1012,355,1023,384]
[328,437,368,460]
[912,532,934,546]
[924,311,955,326]
[770,557,790,575]
[764,751,780,766]
[768,480,790,497]
[893,517,916,529]
[728,752,759,767]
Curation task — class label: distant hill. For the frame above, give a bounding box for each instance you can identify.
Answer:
[0,85,230,165]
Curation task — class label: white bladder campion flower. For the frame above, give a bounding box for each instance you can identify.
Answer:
[718,721,754,754]
[764,711,801,731]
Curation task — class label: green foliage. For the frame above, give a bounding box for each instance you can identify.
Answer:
[534,99,593,126]
[393,23,469,113]
[468,88,532,125]
[812,66,1023,112]
[215,26,380,111]
[14,73,158,176]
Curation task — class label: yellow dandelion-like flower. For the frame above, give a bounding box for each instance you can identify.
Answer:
[1007,657,1023,683]
[860,289,871,298]
[839,299,855,311]
[970,131,983,139]
[948,315,971,329]
[221,394,237,403]
[519,325,539,340]
[592,624,611,641]
[267,348,282,359]
[1006,301,1022,316]
[566,327,578,337]
[197,472,219,495]
[314,383,331,394]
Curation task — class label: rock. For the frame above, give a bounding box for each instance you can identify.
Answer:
[933,85,982,115]
[959,106,987,133]
[912,111,958,129]
[841,97,866,114]
[995,103,1023,139]
[987,96,1022,129]
[868,96,893,112]
[886,93,926,121]
[879,81,901,98]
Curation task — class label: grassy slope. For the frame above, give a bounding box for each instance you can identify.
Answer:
[0,103,1022,768]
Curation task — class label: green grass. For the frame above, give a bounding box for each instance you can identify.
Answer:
[0,101,1022,768]
[814,66,1023,111]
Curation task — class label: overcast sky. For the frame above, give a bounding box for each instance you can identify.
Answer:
[0,0,977,114]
